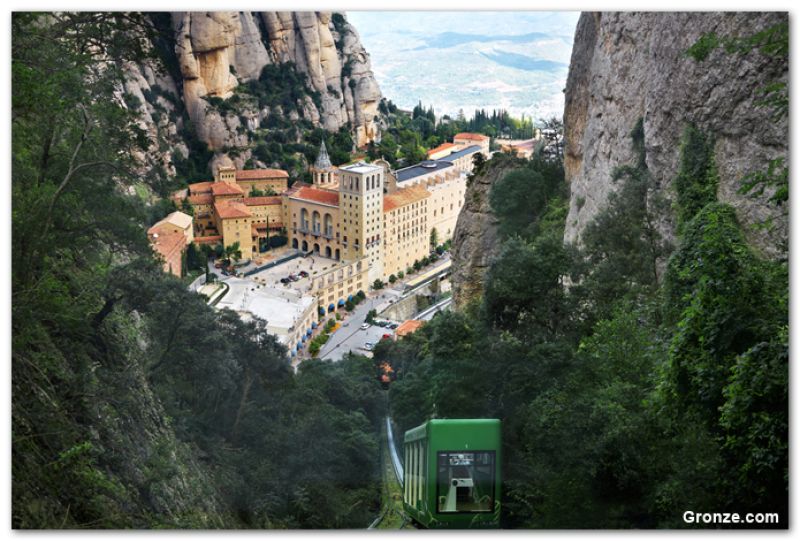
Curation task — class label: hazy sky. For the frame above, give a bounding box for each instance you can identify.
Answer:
[347,11,580,121]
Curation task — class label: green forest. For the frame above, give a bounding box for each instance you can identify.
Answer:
[367,98,542,169]
[12,13,384,528]
[11,12,788,530]
[380,122,787,527]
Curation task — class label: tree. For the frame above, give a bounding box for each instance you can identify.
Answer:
[372,279,384,290]
[580,118,671,323]
[388,274,397,284]
[483,234,575,337]
[673,125,718,231]
[224,242,242,264]
[429,228,438,250]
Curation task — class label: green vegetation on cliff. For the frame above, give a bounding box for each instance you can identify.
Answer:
[382,118,787,528]
[12,13,382,529]
[368,99,539,169]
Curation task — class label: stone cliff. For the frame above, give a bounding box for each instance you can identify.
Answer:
[564,12,788,257]
[451,159,517,309]
[124,11,382,177]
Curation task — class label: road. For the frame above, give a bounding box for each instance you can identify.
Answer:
[317,292,399,361]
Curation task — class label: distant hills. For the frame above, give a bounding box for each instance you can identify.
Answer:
[349,11,579,121]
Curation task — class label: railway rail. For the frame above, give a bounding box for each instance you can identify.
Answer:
[368,417,413,529]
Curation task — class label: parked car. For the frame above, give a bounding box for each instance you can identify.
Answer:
[364,342,375,351]
[360,323,371,330]
[388,323,399,330]
[381,334,392,340]
[280,277,290,284]
[299,270,309,278]
[288,274,299,282]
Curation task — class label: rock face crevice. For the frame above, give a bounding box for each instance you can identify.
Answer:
[125,11,382,176]
[451,159,520,309]
[563,12,788,257]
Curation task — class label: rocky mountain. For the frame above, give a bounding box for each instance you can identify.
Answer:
[123,12,382,179]
[450,158,517,309]
[563,12,788,257]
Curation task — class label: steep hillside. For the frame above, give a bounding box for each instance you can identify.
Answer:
[451,156,521,308]
[563,12,787,257]
[124,11,382,180]
[12,13,386,528]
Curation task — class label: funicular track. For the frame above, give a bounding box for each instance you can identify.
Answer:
[368,417,414,529]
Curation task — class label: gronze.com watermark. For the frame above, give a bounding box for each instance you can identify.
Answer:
[683,511,780,525]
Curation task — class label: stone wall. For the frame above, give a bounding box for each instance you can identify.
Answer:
[563,12,788,258]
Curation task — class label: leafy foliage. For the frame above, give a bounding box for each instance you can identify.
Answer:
[12,13,383,529]
[489,156,566,240]
[385,119,787,528]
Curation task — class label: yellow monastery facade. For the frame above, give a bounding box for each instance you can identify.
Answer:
[173,134,481,282]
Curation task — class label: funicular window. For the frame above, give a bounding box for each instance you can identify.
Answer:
[436,451,495,513]
[417,442,424,504]
[404,446,410,504]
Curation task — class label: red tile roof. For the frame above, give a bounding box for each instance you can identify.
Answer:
[211,182,244,196]
[194,235,223,245]
[290,186,339,207]
[149,230,186,276]
[147,211,193,235]
[188,181,214,194]
[395,319,424,337]
[285,181,309,195]
[426,142,456,157]
[236,168,289,180]
[454,132,489,141]
[383,184,430,212]
[243,196,282,206]
[214,201,251,219]
[187,193,214,205]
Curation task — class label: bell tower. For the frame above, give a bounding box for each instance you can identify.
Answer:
[217,165,236,185]
[311,140,336,186]
[337,161,384,282]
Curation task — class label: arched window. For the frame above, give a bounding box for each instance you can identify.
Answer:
[324,213,333,237]
[325,246,332,258]
[312,211,321,234]
[300,208,309,230]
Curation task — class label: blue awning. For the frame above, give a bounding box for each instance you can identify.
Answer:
[338,299,345,306]
[301,335,306,342]
[328,303,335,312]
[291,348,297,355]
[318,307,325,315]
[306,329,313,336]
[347,295,354,302]
[312,321,318,329]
